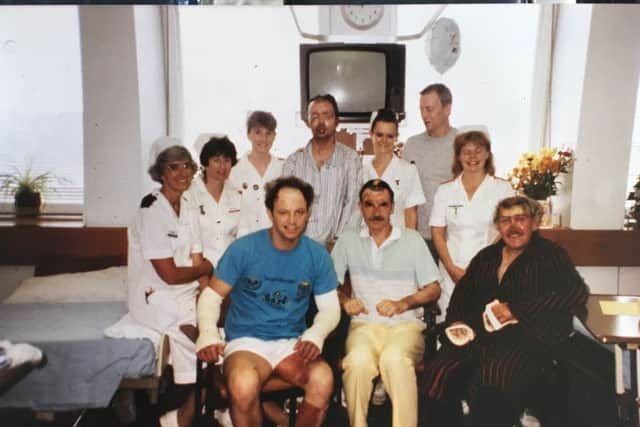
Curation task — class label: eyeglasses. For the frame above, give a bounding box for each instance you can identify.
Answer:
[166,161,195,172]
[497,215,531,226]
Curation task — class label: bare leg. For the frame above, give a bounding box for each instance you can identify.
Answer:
[294,359,334,427]
[224,351,273,427]
[177,392,195,427]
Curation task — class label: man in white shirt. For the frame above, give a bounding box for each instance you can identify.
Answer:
[332,179,441,427]
[403,84,457,259]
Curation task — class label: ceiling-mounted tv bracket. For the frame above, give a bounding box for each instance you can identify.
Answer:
[288,5,447,42]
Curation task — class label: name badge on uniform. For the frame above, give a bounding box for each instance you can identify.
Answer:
[228,208,240,214]
[448,204,464,215]
[167,231,178,238]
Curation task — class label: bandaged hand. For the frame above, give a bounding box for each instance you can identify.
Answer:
[197,343,225,364]
[195,287,224,354]
[343,297,368,316]
[491,301,515,323]
[483,300,518,332]
[376,299,409,317]
[445,321,475,346]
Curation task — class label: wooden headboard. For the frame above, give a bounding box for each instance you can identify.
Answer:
[0,225,127,276]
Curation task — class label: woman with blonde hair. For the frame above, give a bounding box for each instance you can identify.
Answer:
[429,130,513,320]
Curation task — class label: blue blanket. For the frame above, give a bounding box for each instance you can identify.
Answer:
[0,301,155,411]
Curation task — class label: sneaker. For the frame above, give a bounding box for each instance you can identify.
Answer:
[371,380,387,406]
[159,409,179,427]
[461,400,470,416]
[214,409,234,427]
[519,409,541,427]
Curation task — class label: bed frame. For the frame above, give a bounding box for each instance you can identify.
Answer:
[0,225,169,404]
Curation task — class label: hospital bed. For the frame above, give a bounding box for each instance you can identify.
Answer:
[0,226,169,412]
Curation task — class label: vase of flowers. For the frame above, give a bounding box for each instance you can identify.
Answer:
[508,147,574,228]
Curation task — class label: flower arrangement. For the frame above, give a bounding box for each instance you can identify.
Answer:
[508,147,574,200]
[626,175,640,230]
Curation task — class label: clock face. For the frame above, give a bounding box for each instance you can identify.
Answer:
[340,5,384,30]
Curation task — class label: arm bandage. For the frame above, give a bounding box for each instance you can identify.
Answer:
[195,287,224,352]
[300,290,340,352]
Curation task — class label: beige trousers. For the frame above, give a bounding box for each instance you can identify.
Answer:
[342,321,425,427]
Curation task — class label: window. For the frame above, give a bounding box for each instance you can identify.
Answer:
[0,6,83,215]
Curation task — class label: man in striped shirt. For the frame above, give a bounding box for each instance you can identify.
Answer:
[423,196,588,427]
[283,94,362,248]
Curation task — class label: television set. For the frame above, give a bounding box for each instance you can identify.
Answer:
[299,43,406,123]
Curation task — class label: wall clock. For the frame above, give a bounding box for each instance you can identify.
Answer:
[340,5,385,30]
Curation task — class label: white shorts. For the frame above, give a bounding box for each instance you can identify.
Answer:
[225,337,298,368]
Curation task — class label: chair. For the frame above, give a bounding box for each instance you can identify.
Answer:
[190,296,308,427]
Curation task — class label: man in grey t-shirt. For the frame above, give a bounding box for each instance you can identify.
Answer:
[403,83,457,260]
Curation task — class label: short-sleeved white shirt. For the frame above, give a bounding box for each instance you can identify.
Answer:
[185,177,242,266]
[127,190,201,330]
[429,173,513,315]
[228,153,285,236]
[362,155,426,228]
[429,174,514,266]
[331,226,441,326]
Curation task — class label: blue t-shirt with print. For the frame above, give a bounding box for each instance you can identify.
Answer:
[216,229,337,341]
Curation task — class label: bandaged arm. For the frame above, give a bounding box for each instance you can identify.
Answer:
[195,286,224,352]
[300,290,340,352]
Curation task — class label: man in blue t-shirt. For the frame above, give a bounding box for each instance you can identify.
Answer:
[195,176,340,427]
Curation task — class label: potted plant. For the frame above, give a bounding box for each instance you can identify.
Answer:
[1,163,66,217]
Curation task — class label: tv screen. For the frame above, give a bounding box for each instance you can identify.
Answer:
[308,50,386,115]
[300,43,405,123]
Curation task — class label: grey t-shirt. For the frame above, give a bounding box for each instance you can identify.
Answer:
[403,127,457,239]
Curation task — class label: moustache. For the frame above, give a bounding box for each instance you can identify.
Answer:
[506,227,523,236]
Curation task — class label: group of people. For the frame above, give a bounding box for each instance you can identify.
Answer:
[123,83,589,427]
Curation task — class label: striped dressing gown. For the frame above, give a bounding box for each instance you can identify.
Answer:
[424,232,588,423]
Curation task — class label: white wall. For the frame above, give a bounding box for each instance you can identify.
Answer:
[179,5,540,178]
[80,6,167,226]
[570,5,640,230]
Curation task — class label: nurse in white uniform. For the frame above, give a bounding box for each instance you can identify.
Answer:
[187,136,243,266]
[429,131,514,321]
[362,108,425,229]
[228,110,284,236]
[127,137,214,427]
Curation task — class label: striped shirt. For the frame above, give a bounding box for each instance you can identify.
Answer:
[283,141,362,245]
[332,226,441,326]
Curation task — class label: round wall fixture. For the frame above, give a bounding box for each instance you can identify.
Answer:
[426,17,461,74]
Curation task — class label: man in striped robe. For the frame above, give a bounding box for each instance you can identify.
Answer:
[423,196,588,427]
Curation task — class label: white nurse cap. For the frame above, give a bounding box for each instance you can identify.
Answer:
[193,133,228,157]
[149,136,182,167]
